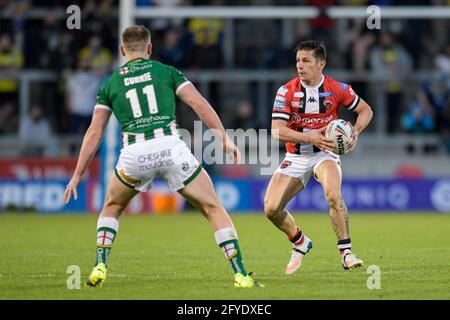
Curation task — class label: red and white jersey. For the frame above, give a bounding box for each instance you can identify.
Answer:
[272,74,360,154]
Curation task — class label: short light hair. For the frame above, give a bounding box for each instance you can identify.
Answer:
[121,25,151,52]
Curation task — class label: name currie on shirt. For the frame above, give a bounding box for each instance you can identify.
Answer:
[124,72,152,86]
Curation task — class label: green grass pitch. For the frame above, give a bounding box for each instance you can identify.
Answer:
[0,212,449,300]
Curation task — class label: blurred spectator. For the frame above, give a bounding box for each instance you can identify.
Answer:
[370,32,413,133]
[352,32,375,71]
[157,28,185,68]
[343,21,375,117]
[402,19,432,69]
[79,35,112,76]
[279,21,311,69]
[0,33,23,104]
[421,73,449,132]
[0,101,18,134]
[235,19,278,69]
[10,0,28,36]
[402,72,450,152]
[54,32,77,72]
[308,0,336,46]
[19,104,56,157]
[401,100,435,134]
[65,57,102,135]
[232,100,256,130]
[152,0,187,35]
[435,43,450,74]
[82,0,103,36]
[38,10,61,69]
[186,10,224,68]
[441,105,450,153]
[345,20,375,72]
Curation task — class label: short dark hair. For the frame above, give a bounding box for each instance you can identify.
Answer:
[121,25,151,52]
[295,40,326,61]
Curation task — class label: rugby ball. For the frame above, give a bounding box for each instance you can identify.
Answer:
[325,119,354,155]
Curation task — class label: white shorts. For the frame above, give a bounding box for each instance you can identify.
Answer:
[275,151,341,187]
[115,135,201,192]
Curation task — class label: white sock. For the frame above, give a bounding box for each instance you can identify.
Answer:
[214,227,238,245]
[96,217,119,246]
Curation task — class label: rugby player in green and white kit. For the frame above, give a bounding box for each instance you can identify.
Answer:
[64,25,262,289]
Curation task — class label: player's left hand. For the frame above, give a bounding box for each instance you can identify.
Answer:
[64,175,81,204]
[225,141,241,164]
[223,135,241,164]
[348,128,359,151]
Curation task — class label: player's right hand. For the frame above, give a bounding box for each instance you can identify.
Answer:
[307,127,334,152]
[64,175,81,204]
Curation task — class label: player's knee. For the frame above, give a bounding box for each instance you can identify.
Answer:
[325,190,342,208]
[264,197,281,218]
[199,199,222,216]
[104,198,127,215]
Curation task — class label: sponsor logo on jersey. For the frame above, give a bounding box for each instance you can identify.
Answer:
[292,114,333,126]
[319,92,333,97]
[273,98,286,110]
[277,86,288,96]
[119,67,129,75]
[129,62,152,72]
[324,99,333,110]
[290,101,300,107]
[339,82,348,90]
[138,149,172,163]
[291,112,302,123]
[182,162,190,171]
[134,115,171,128]
[139,160,174,171]
[294,92,304,98]
[280,160,292,169]
[307,96,317,103]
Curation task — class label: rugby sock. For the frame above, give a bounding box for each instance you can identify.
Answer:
[338,238,352,255]
[289,226,304,246]
[95,217,119,268]
[215,227,248,276]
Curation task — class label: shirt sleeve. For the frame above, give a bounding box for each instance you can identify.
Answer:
[171,66,192,95]
[94,82,112,111]
[272,85,291,121]
[340,82,360,111]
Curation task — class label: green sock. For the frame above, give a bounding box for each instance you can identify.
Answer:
[95,225,117,268]
[219,239,248,276]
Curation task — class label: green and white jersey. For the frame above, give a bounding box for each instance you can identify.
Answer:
[95,58,191,146]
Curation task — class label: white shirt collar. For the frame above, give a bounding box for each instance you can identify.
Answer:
[301,74,324,90]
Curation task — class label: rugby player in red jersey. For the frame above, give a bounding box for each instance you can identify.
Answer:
[264,40,373,274]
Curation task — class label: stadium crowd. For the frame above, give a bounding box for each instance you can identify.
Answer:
[0,0,449,154]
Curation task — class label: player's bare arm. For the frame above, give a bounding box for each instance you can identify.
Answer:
[177,83,241,163]
[271,119,334,152]
[349,98,373,150]
[64,108,111,203]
